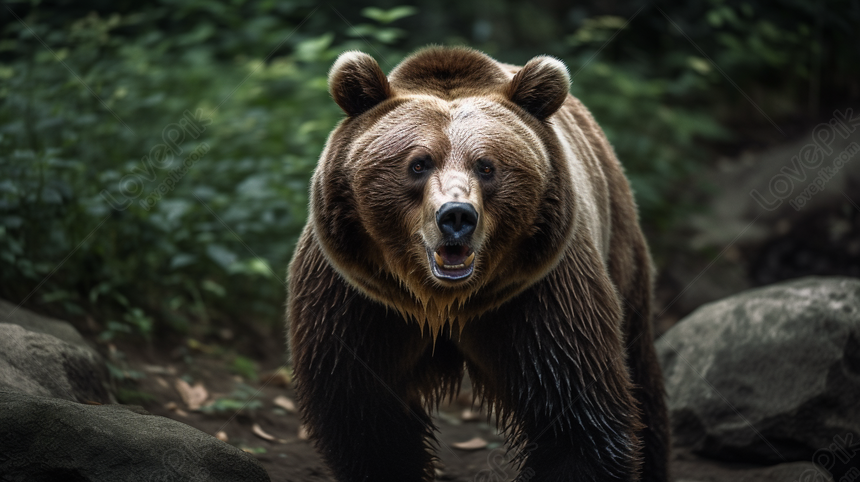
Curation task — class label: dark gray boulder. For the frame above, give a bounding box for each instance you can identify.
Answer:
[671,447,835,482]
[0,390,271,482]
[0,300,112,403]
[0,299,93,348]
[657,276,860,479]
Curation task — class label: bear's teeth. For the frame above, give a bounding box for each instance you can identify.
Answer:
[435,251,475,270]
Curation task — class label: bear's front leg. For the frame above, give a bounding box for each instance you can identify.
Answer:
[289,245,437,481]
[460,256,643,481]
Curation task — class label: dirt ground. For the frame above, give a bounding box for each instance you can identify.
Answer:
[114,332,826,482]
[122,339,515,482]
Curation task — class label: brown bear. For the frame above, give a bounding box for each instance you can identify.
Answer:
[287,46,669,481]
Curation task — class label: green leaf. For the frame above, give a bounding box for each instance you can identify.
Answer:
[116,388,157,404]
[206,244,238,270]
[231,355,258,381]
[202,279,226,297]
[293,33,333,62]
[707,10,723,28]
[346,25,405,44]
[106,362,145,381]
[124,308,153,336]
[687,56,711,74]
[228,257,275,277]
[0,216,24,229]
[42,290,76,303]
[361,6,417,24]
[170,253,197,270]
[89,282,113,303]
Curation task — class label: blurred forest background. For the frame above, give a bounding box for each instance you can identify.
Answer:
[2,0,859,355]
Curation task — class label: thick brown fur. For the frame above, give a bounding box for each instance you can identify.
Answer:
[288,46,670,481]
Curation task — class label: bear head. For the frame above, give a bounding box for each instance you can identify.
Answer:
[311,47,577,333]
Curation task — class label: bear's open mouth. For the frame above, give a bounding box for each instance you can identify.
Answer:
[428,244,475,281]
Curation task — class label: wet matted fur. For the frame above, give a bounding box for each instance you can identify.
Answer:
[287,46,669,481]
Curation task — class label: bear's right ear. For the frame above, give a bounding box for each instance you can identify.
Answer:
[328,51,391,117]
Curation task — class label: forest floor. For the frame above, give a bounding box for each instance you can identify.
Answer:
[120,337,514,482]
[113,323,821,482]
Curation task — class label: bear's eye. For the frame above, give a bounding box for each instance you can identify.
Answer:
[411,158,428,174]
[477,161,495,178]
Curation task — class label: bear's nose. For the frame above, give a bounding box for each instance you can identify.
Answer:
[436,202,478,240]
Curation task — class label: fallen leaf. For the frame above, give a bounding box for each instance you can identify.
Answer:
[298,425,309,440]
[460,409,481,422]
[164,401,188,417]
[252,423,288,443]
[186,338,218,354]
[174,379,208,410]
[273,395,297,413]
[452,437,488,451]
[215,431,228,442]
[155,376,169,389]
[260,367,292,388]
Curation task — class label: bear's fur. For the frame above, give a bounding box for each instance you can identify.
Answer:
[287,47,669,481]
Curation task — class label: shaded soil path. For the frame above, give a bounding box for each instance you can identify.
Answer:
[121,340,511,482]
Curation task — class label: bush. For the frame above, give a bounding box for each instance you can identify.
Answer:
[0,2,351,337]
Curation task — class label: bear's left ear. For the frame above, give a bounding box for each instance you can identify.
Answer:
[328,51,392,117]
[505,56,570,120]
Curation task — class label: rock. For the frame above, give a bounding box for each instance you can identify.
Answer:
[0,390,271,482]
[688,122,860,250]
[0,299,92,348]
[671,447,834,482]
[659,123,860,322]
[0,300,112,403]
[657,277,860,480]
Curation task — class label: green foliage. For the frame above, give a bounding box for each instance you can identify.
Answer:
[347,6,418,44]
[567,16,630,47]
[200,383,263,414]
[115,388,157,405]
[0,1,366,335]
[106,361,146,382]
[230,355,259,381]
[1,0,856,337]
[362,6,418,25]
